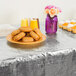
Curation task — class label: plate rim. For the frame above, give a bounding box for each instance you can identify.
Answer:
[6,34,46,45]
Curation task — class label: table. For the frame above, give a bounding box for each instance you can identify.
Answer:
[0,25,76,76]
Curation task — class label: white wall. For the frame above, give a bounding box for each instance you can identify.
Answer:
[0,0,76,25]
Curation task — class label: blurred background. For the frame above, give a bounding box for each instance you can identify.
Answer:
[0,0,76,25]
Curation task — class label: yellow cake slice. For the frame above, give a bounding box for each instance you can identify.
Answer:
[70,20,76,25]
[62,23,68,30]
[71,26,76,33]
[59,21,65,28]
[67,24,74,32]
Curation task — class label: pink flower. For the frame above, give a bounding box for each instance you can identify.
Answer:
[45,5,62,16]
[56,7,62,13]
[45,5,54,9]
[48,5,55,9]
[45,6,49,9]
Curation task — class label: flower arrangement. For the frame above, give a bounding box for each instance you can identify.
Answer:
[45,5,61,17]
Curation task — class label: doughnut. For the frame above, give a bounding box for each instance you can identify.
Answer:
[34,28,42,37]
[11,29,20,36]
[13,32,25,41]
[19,27,32,32]
[22,37,34,42]
[30,31,39,41]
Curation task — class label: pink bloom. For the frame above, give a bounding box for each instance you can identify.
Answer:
[48,5,55,9]
[45,5,62,15]
[56,7,62,13]
[45,6,49,9]
[45,5,54,9]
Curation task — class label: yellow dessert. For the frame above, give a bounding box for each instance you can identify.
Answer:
[62,23,68,30]
[67,28,72,32]
[59,25,63,28]
[59,21,65,29]
[71,26,76,33]
[70,22,76,25]
[70,20,76,25]
[67,24,74,32]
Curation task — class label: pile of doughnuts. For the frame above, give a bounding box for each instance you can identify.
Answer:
[11,27,43,42]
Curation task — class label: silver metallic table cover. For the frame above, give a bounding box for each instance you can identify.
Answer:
[0,26,76,76]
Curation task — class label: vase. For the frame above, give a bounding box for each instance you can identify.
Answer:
[45,14,58,34]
